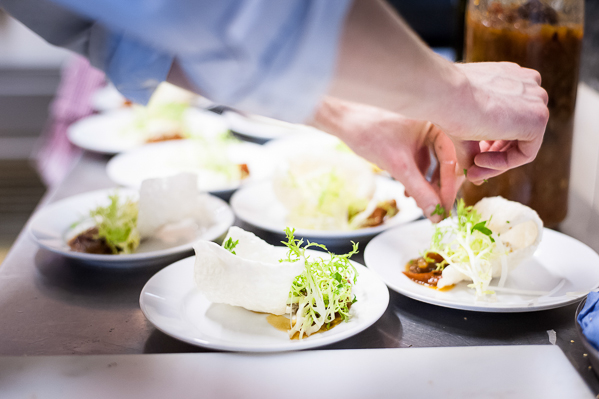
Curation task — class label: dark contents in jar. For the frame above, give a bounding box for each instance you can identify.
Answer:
[403,252,446,287]
[462,0,583,228]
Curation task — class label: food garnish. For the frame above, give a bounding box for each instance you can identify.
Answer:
[282,228,358,339]
[223,237,239,255]
[273,151,398,231]
[69,174,213,255]
[69,193,140,255]
[193,227,359,339]
[404,197,543,297]
[431,204,446,217]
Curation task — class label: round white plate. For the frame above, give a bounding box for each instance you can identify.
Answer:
[29,188,234,268]
[264,130,345,157]
[68,108,229,155]
[90,85,129,112]
[223,111,319,142]
[264,132,392,179]
[139,252,390,352]
[364,219,599,312]
[230,177,422,247]
[106,139,272,199]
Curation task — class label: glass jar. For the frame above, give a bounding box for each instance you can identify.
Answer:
[461,0,584,228]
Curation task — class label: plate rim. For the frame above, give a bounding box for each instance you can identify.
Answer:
[67,109,138,155]
[105,139,266,195]
[139,253,390,352]
[28,187,234,265]
[230,177,423,240]
[364,219,599,313]
[223,111,311,140]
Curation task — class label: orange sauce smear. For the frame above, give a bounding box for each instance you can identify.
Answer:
[403,264,455,292]
[266,314,343,340]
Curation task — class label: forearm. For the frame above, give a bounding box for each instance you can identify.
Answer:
[329,0,467,126]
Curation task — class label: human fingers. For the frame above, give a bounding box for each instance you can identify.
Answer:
[466,164,506,185]
[430,130,461,212]
[451,138,480,171]
[487,140,513,153]
[473,135,542,171]
[415,146,431,176]
[390,155,444,223]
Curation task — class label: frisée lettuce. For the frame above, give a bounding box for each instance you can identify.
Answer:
[88,193,140,254]
[281,228,358,339]
[428,199,500,297]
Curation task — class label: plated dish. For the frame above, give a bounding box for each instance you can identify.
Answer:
[68,107,229,155]
[29,180,234,268]
[223,111,317,143]
[231,176,421,247]
[264,132,388,175]
[106,139,271,199]
[364,217,599,312]
[140,228,390,351]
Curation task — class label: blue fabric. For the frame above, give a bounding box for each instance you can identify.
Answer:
[47,0,353,122]
[0,0,174,105]
[87,27,174,105]
[578,292,599,350]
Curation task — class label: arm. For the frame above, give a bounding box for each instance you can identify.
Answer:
[330,0,549,184]
[311,97,463,221]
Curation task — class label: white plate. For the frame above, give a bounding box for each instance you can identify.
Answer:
[139,252,390,352]
[68,108,229,155]
[29,188,234,268]
[106,139,272,199]
[264,132,392,179]
[364,219,599,312]
[223,111,320,142]
[264,130,346,157]
[90,85,129,112]
[230,177,423,247]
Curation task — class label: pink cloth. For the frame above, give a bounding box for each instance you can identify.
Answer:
[35,56,106,187]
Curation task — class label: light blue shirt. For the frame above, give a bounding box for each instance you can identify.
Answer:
[0,0,352,122]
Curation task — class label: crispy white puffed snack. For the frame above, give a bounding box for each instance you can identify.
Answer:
[437,196,543,288]
[194,227,304,315]
[272,150,376,231]
[137,173,212,238]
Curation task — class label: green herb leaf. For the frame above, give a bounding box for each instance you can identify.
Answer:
[223,237,239,255]
[88,192,140,254]
[463,168,468,177]
[431,204,445,217]
[427,199,498,297]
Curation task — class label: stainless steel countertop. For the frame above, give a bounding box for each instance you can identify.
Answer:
[0,151,597,395]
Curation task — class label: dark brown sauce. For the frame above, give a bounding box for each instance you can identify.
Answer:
[266,314,344,340]
[360,199,399,228]
[68,227,113,254]
[403,252,454,291]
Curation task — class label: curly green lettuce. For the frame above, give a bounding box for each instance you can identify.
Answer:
[281,228,358,339]
[89,193,140,254]
[428,199,498,296]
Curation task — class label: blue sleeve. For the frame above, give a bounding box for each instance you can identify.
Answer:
[0,0,173,105]
[48,0,353,122]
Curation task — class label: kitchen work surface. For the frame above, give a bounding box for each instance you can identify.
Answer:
[2,83,599,396]
[0,346,593,399]
[1,150,597,396]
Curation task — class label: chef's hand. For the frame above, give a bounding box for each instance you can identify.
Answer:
[438,62,549,185]
[330,0,549,186]
[311,97,463,222]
